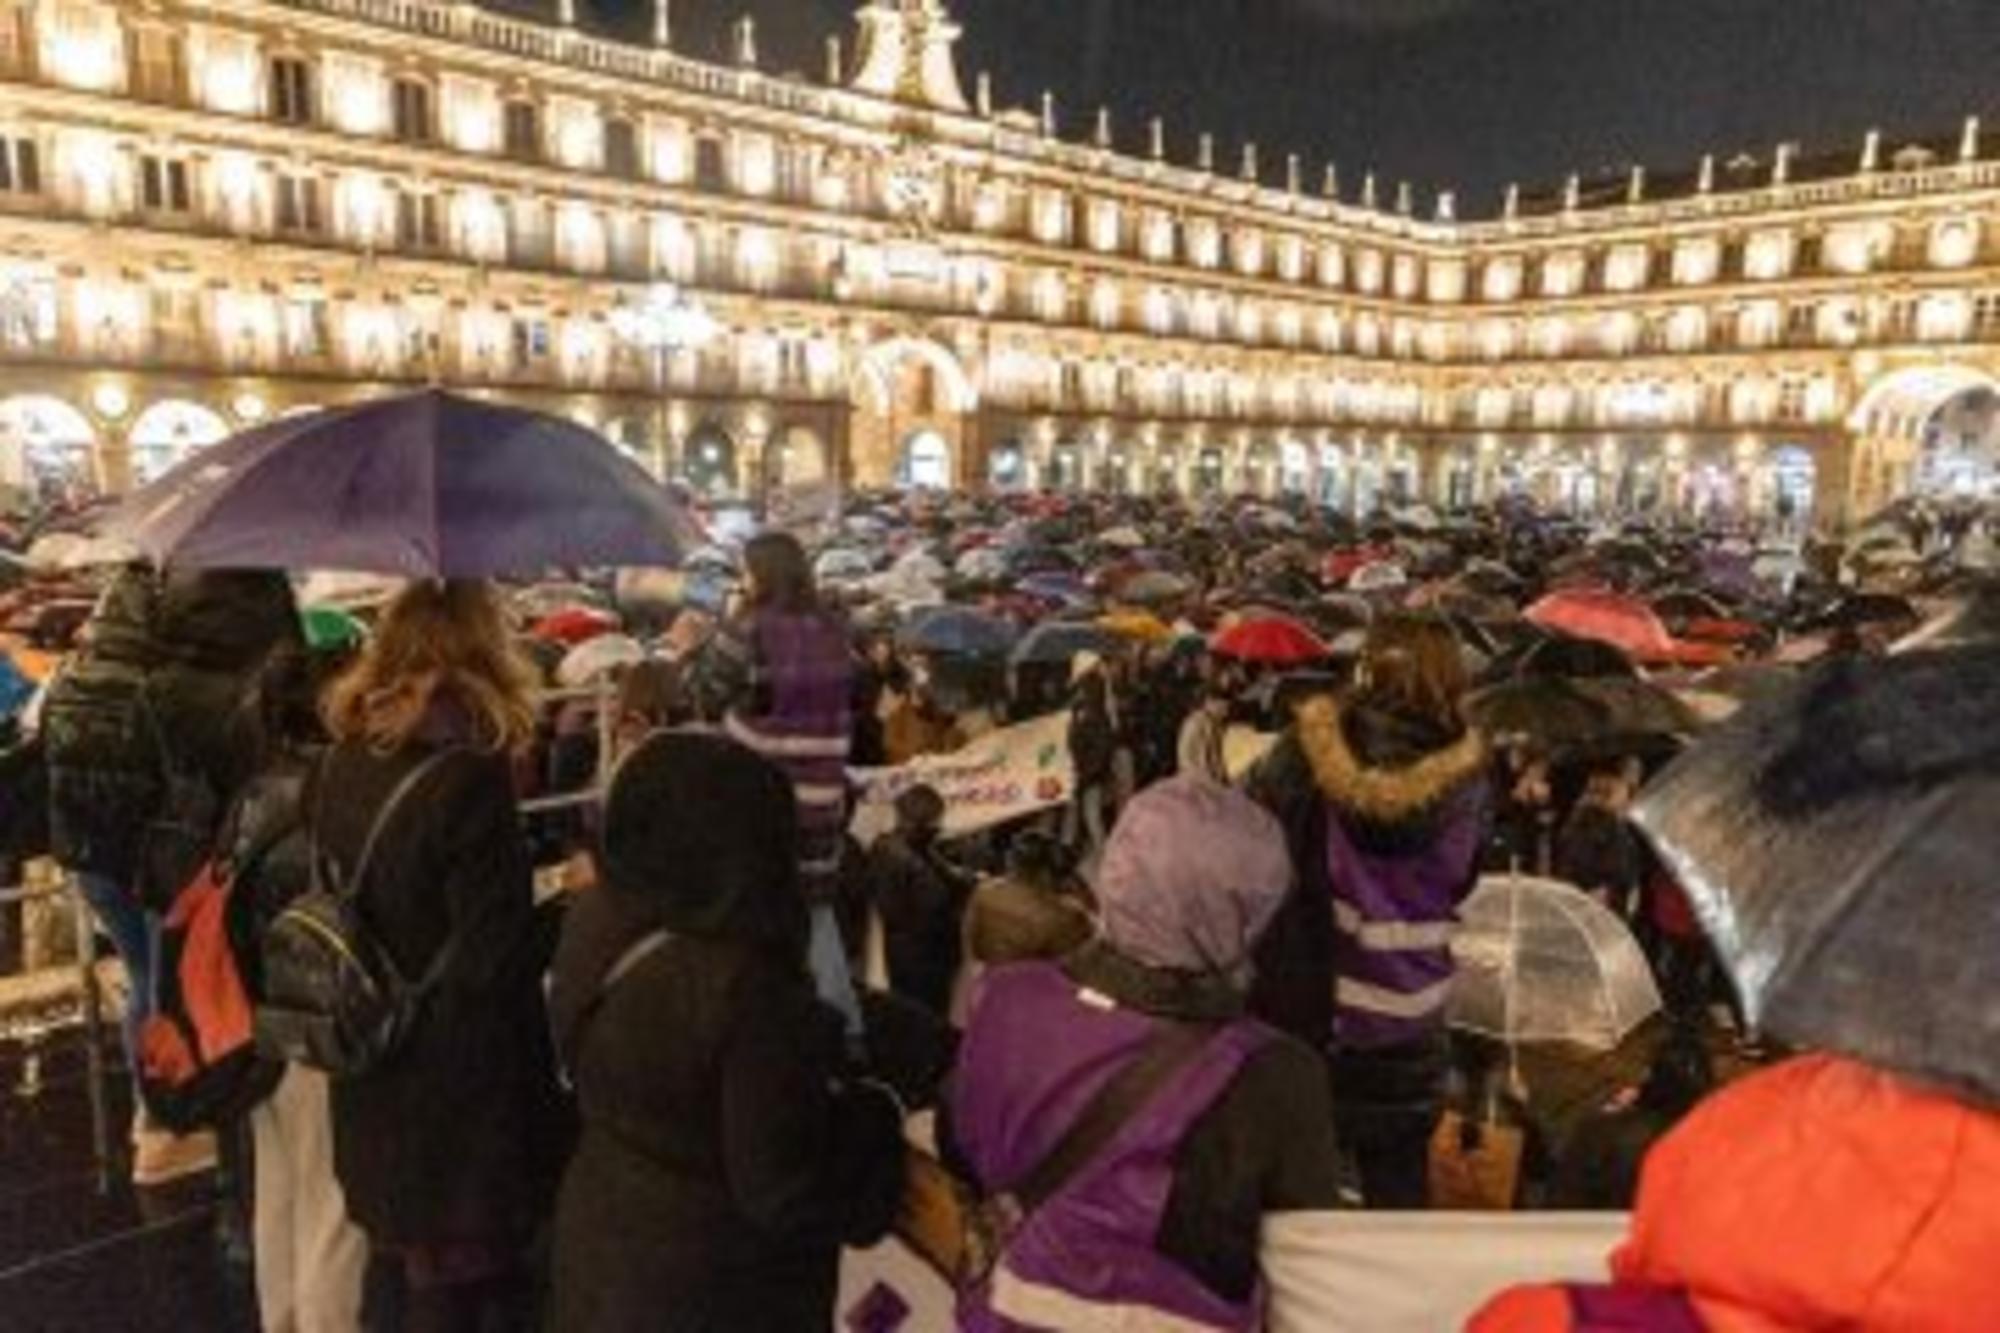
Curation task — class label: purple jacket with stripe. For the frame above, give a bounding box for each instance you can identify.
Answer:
[724,607,853,904]
[1293,697,1490,1051]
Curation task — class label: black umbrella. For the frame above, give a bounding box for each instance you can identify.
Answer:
[1516,635,1641,682]
[1570,676,1703,740]
[1465,676,1612,751]
[1814,593,1921,632]
[1634,643,2000,1103]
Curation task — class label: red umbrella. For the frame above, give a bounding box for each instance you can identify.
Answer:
[533,606,618,646]
[1322,544,1396,587]
[1212,614,1331,666]
[1525,589,1730,667]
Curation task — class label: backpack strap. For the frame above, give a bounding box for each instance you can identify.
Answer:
[558,926,675,1085]
[1009,1019,1216,1214]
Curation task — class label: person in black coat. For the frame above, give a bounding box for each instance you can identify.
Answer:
[869,784,977,1018]
[546,730,905,1333]
[314,581,555,1333]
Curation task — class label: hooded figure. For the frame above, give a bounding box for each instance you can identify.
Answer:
[945,778,1341,1333]
[1471,1054,2000,1332]
[1247,614,1490,1210]
[546,732,904,1333]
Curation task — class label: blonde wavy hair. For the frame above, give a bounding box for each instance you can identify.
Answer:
[323,580,538,753]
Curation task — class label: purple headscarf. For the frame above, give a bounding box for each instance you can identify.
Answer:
[1094,777,1293,980]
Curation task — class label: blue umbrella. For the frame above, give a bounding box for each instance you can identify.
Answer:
[1017,572,1095,608]
[98,389,703,577]
[1010,621,1117,668]
[898,606,1018,659]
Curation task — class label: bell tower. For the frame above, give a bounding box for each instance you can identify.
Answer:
[848,0,971,113]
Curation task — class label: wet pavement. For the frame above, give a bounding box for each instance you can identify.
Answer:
[0,1024,244,1333]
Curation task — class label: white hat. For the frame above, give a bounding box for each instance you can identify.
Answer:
[1071,649,1104,684]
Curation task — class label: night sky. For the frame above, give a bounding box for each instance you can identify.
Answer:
[563,0,2000,216]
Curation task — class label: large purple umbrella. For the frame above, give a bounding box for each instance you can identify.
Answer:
[98,389,702,577]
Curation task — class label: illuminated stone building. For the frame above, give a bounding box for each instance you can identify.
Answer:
[1,0,1998,524]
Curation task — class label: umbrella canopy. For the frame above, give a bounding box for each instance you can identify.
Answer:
[1814,593,1921,632]
[1348,560,1409,595]
[1569,676,1704,741]
[1525,589,1728,667]
[1635,642,2000,1102]
[1449,874,1662,1050]
[813,548,874,583]
[533,606,619,646]
[1016,572,1095,609]
[898,606,1018,659]
[1010,620,1118,668]
[954,547,1010,582]
[97,389,702,577]
[1098,610,1173,643]
[1212,614,1331,667]
[1098,525,1146,550]
[1118,570,1194,607]
[1465,676,1612,751]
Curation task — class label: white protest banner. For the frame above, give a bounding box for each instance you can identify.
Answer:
[850,712,1073,845]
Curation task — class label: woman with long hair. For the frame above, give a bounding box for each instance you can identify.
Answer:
[720,532,863,1038]
[316,581,553,1332]
[1248,613,1489,1208]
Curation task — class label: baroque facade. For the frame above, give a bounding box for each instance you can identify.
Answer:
[1,0,1999,525]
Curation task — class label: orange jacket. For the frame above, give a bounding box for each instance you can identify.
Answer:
[1470,1055,2000,1332]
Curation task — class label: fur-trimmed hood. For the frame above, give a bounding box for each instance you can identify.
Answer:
[1297,695,1487,835]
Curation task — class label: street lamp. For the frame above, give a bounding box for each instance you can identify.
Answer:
[610,283,721,478]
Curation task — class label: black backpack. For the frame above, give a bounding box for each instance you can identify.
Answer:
[254,749,460,1077]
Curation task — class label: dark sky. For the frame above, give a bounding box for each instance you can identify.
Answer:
[571,0,2000,216]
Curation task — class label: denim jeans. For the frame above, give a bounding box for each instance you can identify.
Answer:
[75,870,157,1090]
[807,902,864,1042]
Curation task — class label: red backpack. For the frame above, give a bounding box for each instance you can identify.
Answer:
[138,858,280,1133]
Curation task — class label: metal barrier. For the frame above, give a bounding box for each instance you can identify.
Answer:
[0,870,113,1191]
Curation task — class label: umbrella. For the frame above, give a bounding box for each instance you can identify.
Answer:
[898,607,1018,659]
[954,547,1009,582]
[1894,583,2000,653]
[1016,573,1095,609]
[556,633,647,687]
[514,581,606,620]
[1011,621,1117,668]
[1465,677,1613,751]
[1449,874,1663,1051]
[1348,561,1409,595]
[1098,525,1146,550]
[1525,589,1728,667]
[1212,615,1330,666]
[1634,642,2000,1101]
[814,548,874,583]
[1098,610,1173,644]
[892,549,948,583]
[1118,570,1194,607]
[96,389,703,577]
[1814,593,1921,632]
[1569,676,1704,740]
[533,607,619,646]
[300,605,366,653]
[297,569,404,612]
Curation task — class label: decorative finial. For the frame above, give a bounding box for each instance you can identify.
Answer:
[1323,163,1339,198]
[1860,128,1881,173]
[824,34,843,83]
[976,71,992,117]
[1503,183,1519,218]
[1963,115,1983,163]
[1773,141,1794,185]
[1395,180,1412,214]
[1627,164,1645,203]
[557,0,575,27]
[652,0,670,46]
[1093,107,1112,149]
[1197,132,1215,172]
[1040,90,1056,137]
[1435,190,1456,221]
[1698,153,1715,194]
[1361,171,1378,209]
[732,14,757,67]
[1563,173,1580,211]
[1286,152,1302,193]
[1240,142,1259,182]
[1148,116,1165,161]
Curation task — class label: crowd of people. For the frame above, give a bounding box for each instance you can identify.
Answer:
[0,484,1995,1332]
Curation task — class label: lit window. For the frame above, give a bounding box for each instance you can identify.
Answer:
[396,190,441,250]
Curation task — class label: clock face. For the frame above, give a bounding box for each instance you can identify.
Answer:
[881,143,946,229]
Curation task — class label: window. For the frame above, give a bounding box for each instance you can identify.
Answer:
[503,101,540,161]
[132,26,184,102]
[396,190,441,250]
[392,79,432,143]
[511,316,551,370]
[269,56,313,125]
[283,297,329,359]
[275,175,322,235]
[604,118,639,180]
[0,136,40,195]
[138,155,191,213]
[694,137,726,191]
[1785,302,1817,345]
[1975,293,2000,340]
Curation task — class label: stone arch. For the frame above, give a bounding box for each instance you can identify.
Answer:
[848,334,977,489]
[129,398,231,486]
[683,419,738,498]
[0,394,99,498]
[1848,363,2000,511]
[851,335,979,415]
[1848,363,2000,436]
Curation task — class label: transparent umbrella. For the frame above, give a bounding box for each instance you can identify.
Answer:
[1449,874,1663,1051]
